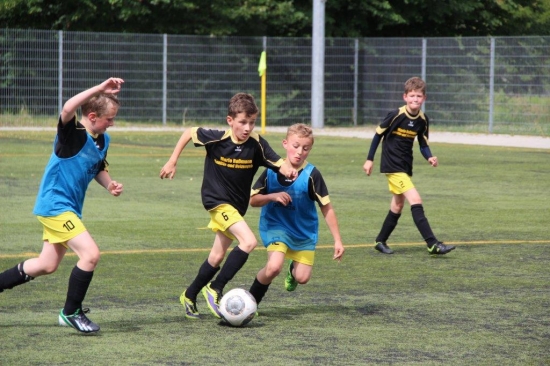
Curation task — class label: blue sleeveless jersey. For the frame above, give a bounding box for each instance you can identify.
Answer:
[33,133,110,218]
[259,163,318,251]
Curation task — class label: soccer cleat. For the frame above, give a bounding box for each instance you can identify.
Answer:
[427,241,456,255]
[374,241,394,254]
[58,308,100,333]
[180,293,200,320]
[284,262,298,292]
[202,283,222,318]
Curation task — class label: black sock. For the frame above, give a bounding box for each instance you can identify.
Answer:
[248,277,270,305]
[411,204,437,246]
[375,210,401,243]
[185,259,220,300]
[210,246,249,292]
[0,261,34,292]
[63,266,94,315]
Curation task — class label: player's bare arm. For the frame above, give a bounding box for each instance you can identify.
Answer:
[61,78,124,124]
[160,128,193,179]
[321,203,345,261]
[95,170,123,197]
[250,191,292,207]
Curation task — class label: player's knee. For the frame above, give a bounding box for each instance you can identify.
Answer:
[392,202,404,213]
[208,252,226,267]
[238,239,257,253]
[40,262,60,275]
[265,262,282,278]
[81,252,100,270]
[295,274,310,285]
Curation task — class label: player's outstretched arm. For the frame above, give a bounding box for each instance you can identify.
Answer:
[61,78,124,124]
[321,203,344,262]
[160,128,193,180]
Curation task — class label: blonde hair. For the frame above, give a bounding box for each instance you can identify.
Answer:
[404,77,426,95]
[286,123,314,144]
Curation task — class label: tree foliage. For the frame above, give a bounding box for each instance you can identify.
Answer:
[1,0,549,37]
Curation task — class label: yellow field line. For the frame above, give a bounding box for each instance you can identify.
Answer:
[0,240,548,259]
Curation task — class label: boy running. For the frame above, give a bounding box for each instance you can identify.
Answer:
[0,78,124,333]
[248,123,345,306]
[160,93,296,319]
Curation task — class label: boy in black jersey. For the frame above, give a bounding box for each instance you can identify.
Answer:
[363,77,455,255]
[160,93,296,319]
[0,78,124,333]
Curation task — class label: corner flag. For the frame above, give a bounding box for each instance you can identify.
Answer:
[259,51,267,133]
[258,51,267,77]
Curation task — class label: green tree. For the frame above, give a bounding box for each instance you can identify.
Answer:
[323,0,550,37]
[1,0,550,37]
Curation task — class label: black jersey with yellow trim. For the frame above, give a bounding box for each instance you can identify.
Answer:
[376,106,430,176]
[251,161,331,207]
[192,127,284,216]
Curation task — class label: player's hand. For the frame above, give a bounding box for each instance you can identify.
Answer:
[99,78,124,95]
[107,181,124,196]
[279,161,297,181]
[363,160,373,176]
[160,161,177,179]
[428,156,438,167]
[273,192,292,206]
[333,242,345,262]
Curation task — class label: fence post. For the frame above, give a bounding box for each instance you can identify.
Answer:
[421,38,427,113]
[311,0,325,128]
[353,38,358,126]
[162,34,168,126]
[488,37,495,133]
[58,30,63,115]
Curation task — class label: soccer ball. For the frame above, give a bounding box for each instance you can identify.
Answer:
[219,288,257,327]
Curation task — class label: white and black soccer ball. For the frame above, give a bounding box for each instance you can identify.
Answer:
[219,288,257,327]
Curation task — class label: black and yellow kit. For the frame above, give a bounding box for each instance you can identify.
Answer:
[191,127,283,216]
[367,106,432,176]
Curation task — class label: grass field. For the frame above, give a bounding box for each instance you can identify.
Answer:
[0,129,549,365]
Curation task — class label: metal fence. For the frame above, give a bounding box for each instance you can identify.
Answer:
[1,29,549,135]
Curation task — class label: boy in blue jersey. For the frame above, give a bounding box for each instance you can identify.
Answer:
[248,123,345,307]
[0,78,124,333]
[363,76,455,255]
[160,93,297,319]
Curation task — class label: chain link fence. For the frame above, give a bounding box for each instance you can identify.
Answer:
[1,29,549,135]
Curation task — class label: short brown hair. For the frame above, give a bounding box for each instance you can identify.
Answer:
[227,93,259,118]
[286,123,314,144]
[404,77,426,95]
[82,94,120,117]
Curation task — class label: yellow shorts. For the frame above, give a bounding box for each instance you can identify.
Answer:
[267,242,315,266]
[207,204,244,240]
[386,173,415,195]
[36,212,87,248]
